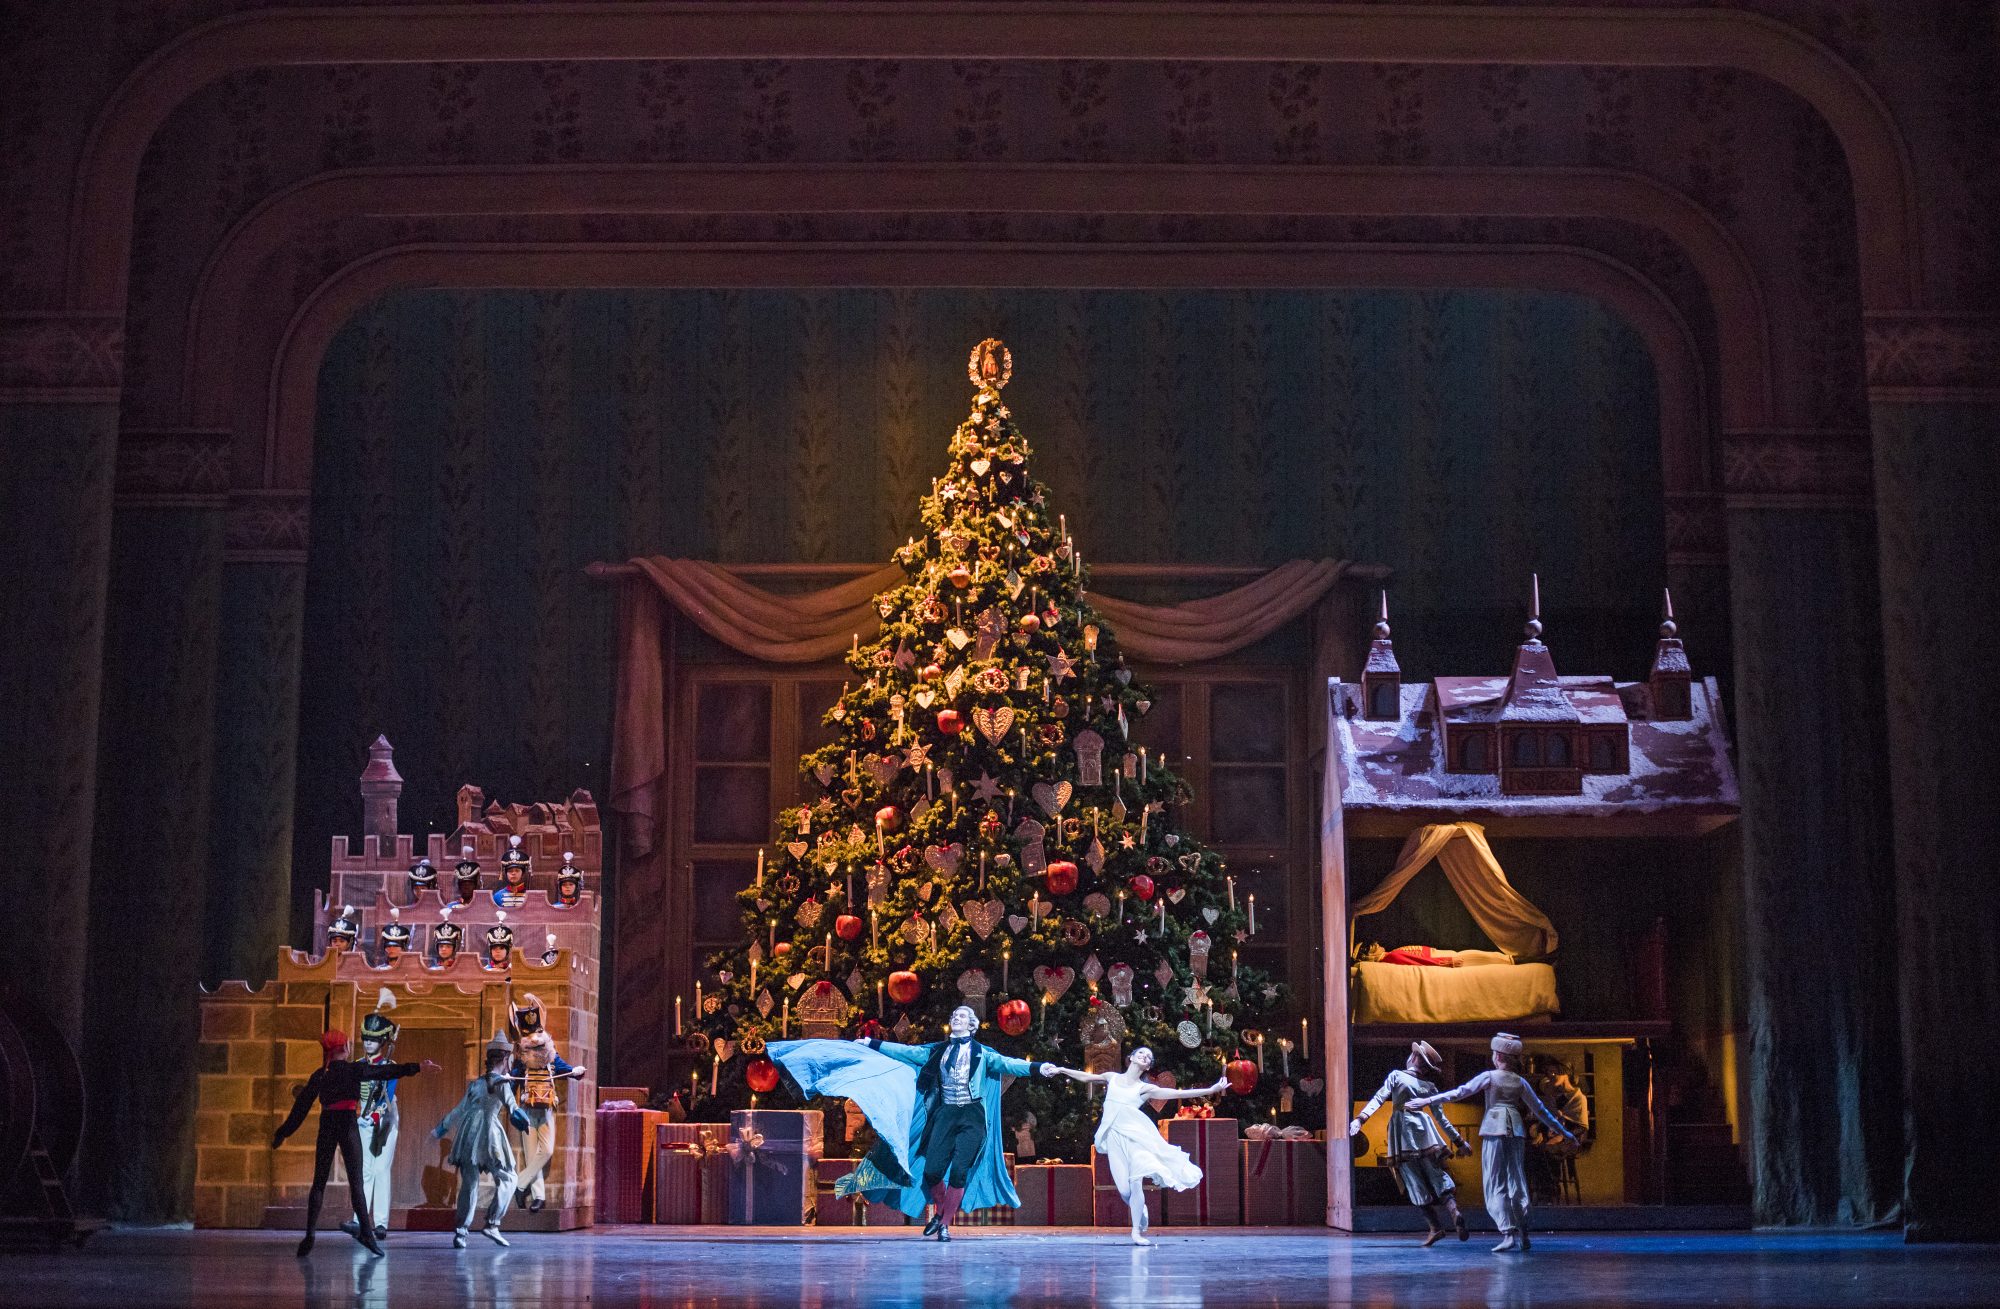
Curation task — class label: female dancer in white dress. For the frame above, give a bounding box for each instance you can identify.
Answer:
[1049,1048,1227,1245]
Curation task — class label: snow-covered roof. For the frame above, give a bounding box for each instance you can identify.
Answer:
[1331,677,1740,818]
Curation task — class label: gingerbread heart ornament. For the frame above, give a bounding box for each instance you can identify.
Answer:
[962,899,1005,939]
[1032,965,1076,1001]
[1032,780,1073,817]
[972,705,1016,745]
[923,843,965,877]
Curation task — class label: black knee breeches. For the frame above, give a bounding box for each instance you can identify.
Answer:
[920,1102,987,1189]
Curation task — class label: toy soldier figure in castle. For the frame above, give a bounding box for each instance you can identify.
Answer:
[553,851,583,907]
[772,1005,1060,1243]
[326,905,359,954]
[433,1032,532,1247]
[270,1028,438,1256]
[484,917,514,969]
[453,845,482,904]
[506,987,584,1213]
[495,836,531,908]
[408,856,437,898]
[378,908,412,962]
[338,992,405,1242]
[431,905,463,963]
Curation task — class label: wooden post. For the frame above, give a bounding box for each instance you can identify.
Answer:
[1321,677,1353,1230]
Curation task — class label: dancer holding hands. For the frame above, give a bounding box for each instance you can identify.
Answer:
[1046,1049,1227,1246]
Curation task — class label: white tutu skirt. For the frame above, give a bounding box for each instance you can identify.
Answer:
[1093,1098,1203,1193]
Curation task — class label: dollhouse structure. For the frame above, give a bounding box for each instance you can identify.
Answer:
[1323,583,1744,1229]
[193,739,601,1232]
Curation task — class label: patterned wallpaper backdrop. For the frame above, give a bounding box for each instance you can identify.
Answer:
[297,286,1663,917]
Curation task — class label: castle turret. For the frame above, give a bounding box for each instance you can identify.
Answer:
[358,735,403,849]
[1498,575,1582,794]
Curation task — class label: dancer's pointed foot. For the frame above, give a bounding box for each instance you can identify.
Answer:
[452,1231,467,1249]
[295,1233,315,1257]
[481,1226,510,1247]
[1421,1226,1446,1248]
[1130,1234,1154,1247]
[1491,1233,1520,1253]
[358,1230,386,1257]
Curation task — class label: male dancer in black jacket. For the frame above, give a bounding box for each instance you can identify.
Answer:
[271,1029,438,1255]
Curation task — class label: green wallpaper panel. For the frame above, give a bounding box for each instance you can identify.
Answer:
[299,288,1665,919]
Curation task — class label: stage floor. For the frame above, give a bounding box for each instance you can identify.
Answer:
[3,1227,1995,1308]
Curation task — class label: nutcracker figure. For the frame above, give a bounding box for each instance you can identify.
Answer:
[494,836,531,908]
[507,987,585,1213]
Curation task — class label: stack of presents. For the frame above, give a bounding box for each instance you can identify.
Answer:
[596,1101,1327,1227]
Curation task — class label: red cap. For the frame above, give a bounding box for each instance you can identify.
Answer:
[319,1030,349,1057]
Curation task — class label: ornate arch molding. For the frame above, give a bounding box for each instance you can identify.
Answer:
[176,163,1755,492]
[251,241,1709,523]
[70,2,1922,318]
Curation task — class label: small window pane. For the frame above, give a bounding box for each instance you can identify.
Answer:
[694,766,770,843]
[1212,682,1286,763]
[1544,732,1571,766]
[693,858,753,941]
[1463,732,1489,772]
[1510,731,1537,766]
[799,680,847,751]
[1130,683,1182,758]
[697,683,771,762]
[1210,767,1287,845]
[1368,681,1396,719]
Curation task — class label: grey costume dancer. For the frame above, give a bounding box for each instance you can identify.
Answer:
[433,1033,531,1247]
[1410,1032,1575,1253]
[1350,1040,1470,1246]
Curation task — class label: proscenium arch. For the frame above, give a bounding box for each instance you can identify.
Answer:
[70,2,1922,317]
[173,165,1755,488]
[260,242,1708,508]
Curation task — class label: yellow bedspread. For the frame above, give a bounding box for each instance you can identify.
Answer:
[1350,959,1560,1025]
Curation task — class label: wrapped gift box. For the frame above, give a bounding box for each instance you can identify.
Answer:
[1159,1118,1241,1226]
[726,1109,823,1225]
[596,1107,670,1224]
[654,1122,730,1224]
[814,1159,907,1227]
[1091,1152,1158,1228]
[1013,1163,1092,1226]
[1241,1135,1328,1226]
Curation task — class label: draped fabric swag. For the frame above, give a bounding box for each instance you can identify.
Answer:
[607,557,1355,863]
[1350,821,1561,960]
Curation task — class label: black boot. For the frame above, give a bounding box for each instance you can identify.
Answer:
[922,1184,946,1237]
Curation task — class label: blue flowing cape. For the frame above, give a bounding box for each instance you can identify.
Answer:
[770,1038,1023,1217]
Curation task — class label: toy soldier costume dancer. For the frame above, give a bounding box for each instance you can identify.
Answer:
[771,1005,1058,1243]
[1409,1032,1576,1253]
[433,1032,532,1247]
[508,987,584,1213]
[270,1029,436,1256]
[333,993,408,1243]
[1349,1040,1471,1246]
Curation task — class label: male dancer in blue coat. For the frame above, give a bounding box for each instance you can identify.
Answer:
[773,1005,1057,1242]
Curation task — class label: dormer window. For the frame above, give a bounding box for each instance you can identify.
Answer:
[1360,592,1402,721]
[1368,681,1397,719]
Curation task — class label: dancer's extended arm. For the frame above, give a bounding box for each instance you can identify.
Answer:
[1140,1076,1229,1102]
[1045,1066,1107,1085]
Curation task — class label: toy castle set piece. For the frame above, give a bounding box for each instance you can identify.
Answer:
[193,737,602,1233]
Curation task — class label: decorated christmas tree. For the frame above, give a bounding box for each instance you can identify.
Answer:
[697,339,1282,1157]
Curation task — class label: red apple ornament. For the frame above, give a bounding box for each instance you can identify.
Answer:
[936,708,963,735]
[834,914,863,941]
[745,1057,781,1094]
[1046,860,1080,895]
[997,998,1032,1036]
[876,805,902,833]
[1129,874,1156,901]
[887,970,923,1005]
[1225,1056,1259,1096]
